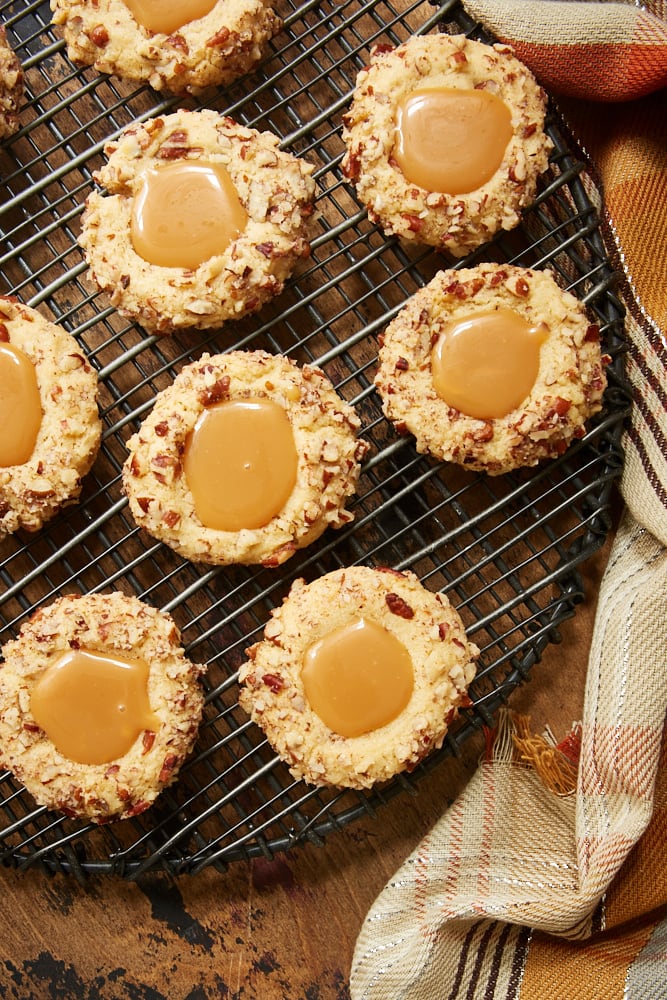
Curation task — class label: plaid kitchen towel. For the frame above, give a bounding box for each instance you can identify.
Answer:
[350,2,667,997]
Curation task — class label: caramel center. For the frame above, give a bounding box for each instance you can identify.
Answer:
[0,342,42,468]
[431,306,549,419]
[123,0,217,34]
[183,398,298,532]
[393,86,513,194]
[302,618,414,738]
[131,160,247,270]
[30,648,160,766]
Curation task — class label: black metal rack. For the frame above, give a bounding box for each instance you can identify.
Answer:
[0,0,628,878]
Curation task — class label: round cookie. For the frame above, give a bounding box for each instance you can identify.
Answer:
[341,33,552,256]
[238,566,478,789]
[0,297,102,539]
[122,350,370,566]
[50,0,282,95]
[78,109,316,336]
[0,25,23,140]
[374,263,608,475]
[0,592,206,823]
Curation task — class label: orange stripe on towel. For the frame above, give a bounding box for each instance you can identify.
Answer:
[508,41,667,100]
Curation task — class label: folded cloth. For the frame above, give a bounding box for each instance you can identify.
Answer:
[465,0,667,101]
[350,2,667,996]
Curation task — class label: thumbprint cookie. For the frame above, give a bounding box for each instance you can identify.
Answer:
[0,297,102,539]
[78,110,316,336]
[374,263,608,474]
[122,350,369,566]
[50,0,282,94]
[238,565,478,788]
[0,592,205,823]
[0,25,22,140]
[342,33,552,256]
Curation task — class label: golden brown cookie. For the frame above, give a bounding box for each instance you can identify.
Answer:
[0,25,23,140]
[238,566,478,789]
[79,109,316,336]
[122,350,369,566]
[374,263,608,474]
[0,592,205,823]
[50,0,282,95]
[0,297,102,539]
[341,33,552,256]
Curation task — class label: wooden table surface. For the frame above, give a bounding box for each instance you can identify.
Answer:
[0,538,610,1000]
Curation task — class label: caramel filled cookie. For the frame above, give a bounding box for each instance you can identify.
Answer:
[375,263,608,474]
[342,33,552,256]
[0,592,205,823]
[0,25,23,140]
[238,566,478,789]
[122,350,369,566]
[79,110,316,335]
[50,0,281,94]
[0,297,102,539]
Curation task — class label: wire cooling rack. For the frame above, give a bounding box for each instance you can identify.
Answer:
[0,0,629,878]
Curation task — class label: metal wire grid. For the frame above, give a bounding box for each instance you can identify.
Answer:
[0,0,628,877]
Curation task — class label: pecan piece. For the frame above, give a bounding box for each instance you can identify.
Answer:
[158,754,179,784]
[262,673,284,693]
[472,422,494,443]
[385,593,414,619]
[545,397,572,420]
[90,25,109,46]
[126,800,151,817]
[158,145,203,160]
[201,376,230,406]
[207,26,231,46]
[402,213,424,233]
[342,151,361,181]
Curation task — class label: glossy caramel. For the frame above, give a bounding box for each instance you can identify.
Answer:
[0,341,42,468]
[123,0,217,34]
[431,306,549,419]
[393,86,513,194]
[184,398,298,532]
[131,160,247,270]
[302,618,414,738]
[30,648,160,765]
